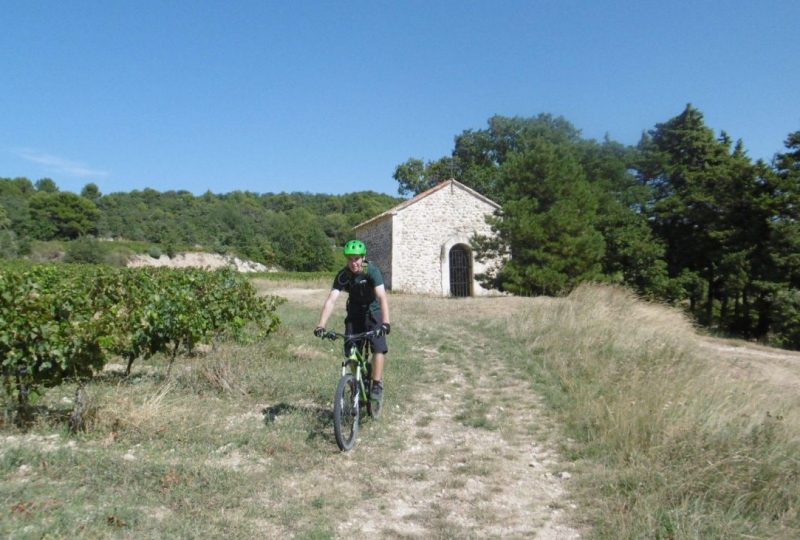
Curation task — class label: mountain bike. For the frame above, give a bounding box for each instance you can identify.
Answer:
[317,329,381,451]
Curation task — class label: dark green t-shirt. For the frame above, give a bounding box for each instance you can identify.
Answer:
[332,260,384,314]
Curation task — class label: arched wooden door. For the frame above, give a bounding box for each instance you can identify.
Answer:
[449,244,472,297]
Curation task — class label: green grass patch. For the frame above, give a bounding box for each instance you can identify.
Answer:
[455,391,498,431]
[251,271,334,281]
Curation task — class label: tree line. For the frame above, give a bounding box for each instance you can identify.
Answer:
[0,181,400,272]
[394,105,800,349]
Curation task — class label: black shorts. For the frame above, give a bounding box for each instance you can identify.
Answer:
[345,309,388,355]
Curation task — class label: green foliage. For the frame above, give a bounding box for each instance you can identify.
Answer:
[431,116,604,295]
[91,187,400,270]
[80,182,101,202]
[393,157,458,196]
[28,191,100,240]
[486,138,605,295]
[103,266,284,376]
[579,137,673,298]
[0,230,17,259]
[34,178,58,193]
[0,207,18,259]
[770,132,800,285]
[1,178,400,272]
[0,264,110,416]
[0,178,35,240]
[1,111,799,347]
[404,115,671,298]
[636,105,733,279]
[768,287,800,349]
[0,263,283,420]
[393,158,429,196]
[637,107,800,343]
[269,208,336,271]
[64,236,106,264]
[27,240,65,262]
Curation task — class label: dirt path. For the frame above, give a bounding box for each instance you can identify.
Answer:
[699,336,800,391]
[338,332,580,538]
[266,285,582,538]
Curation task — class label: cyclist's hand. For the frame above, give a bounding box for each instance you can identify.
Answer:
[377,323,391,336]
[314,326,326,338]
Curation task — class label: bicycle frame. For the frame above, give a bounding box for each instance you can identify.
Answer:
[324,330,375,402]
[320,328,381,450]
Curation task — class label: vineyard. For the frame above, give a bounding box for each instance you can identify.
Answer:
[0,263,283,426]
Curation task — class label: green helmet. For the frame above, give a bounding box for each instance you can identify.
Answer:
[343,239,366,256]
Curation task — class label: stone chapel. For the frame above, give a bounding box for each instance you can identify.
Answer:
[352,179,502,296]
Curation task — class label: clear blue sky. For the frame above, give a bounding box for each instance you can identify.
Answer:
[2,1,798,197]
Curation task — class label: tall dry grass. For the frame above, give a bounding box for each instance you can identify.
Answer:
[504,283,800,537]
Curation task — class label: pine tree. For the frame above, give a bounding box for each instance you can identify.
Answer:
[637,104,738,323]
[477,136,605,295]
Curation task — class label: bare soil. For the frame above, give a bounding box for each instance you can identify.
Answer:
[127,252,272,272]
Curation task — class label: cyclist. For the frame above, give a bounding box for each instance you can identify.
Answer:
[315,239,391,406]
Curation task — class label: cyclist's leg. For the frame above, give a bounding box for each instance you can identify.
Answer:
[366,311,388,392]
[372,353,384,386]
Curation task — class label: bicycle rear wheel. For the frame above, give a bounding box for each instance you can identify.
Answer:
[333,373,360,451]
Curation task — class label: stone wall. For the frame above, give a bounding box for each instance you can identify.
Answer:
[356,216,393,288]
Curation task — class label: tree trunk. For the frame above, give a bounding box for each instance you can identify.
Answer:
[125,354,136,376]
[166,340,182,378]
[705,266,715,326]
[69,383,87,433]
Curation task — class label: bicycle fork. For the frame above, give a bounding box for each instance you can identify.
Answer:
[342,358,370,405]
[341,359,362,414]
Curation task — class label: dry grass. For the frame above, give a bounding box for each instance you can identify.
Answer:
[81,380,191,435]
[500,283,800,538]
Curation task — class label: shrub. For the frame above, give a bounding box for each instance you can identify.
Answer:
[64,236,106,264]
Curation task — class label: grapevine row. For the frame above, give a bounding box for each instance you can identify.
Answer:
[0,263,283,415]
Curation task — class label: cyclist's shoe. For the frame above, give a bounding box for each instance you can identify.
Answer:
[370,381,383,401]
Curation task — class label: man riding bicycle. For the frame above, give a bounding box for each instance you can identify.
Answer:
[315,239,391,406]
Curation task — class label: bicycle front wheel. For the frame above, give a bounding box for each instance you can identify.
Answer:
[333,373,360,451]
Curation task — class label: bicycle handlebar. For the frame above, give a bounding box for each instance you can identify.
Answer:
[319,329,379,341]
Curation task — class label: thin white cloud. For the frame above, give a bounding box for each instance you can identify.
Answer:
[13,148,110,178]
